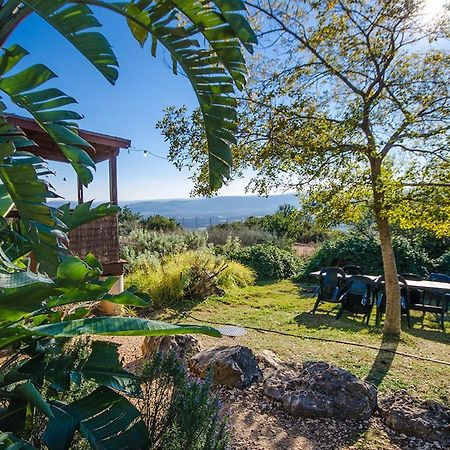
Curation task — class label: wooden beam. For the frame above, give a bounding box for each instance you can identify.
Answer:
[5,115,130,163]
[109,152,118,205]
[77,177,84,204]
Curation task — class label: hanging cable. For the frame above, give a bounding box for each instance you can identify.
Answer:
[126,146,168,160]
[179,312,450,367]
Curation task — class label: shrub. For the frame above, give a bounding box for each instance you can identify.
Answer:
[121,228,209,263]
[437,250,450,274]
[301,233,436,278]
[125,250,255,307]
[119,205,145,235]
[228,244,302,280]
[245,205,330,243]
[143,214,181,232]
[207,222,278,246]
[216,260,257,288]
[139,352,228,450]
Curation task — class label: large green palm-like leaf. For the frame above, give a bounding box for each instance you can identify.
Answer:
[0,149,65,275]
[120,0,256,188]
[0,254,147,324]
[43,386,149,450]
[22,0,119,84]
[17,0,256,189]
[31,316,220,338]
[0,432,36,449]
[0,45,97,186]
[1,316,220,350]
[9,340,141,395]
[0,44,103,273]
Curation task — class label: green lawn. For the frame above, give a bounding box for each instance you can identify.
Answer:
[158,280,450,404]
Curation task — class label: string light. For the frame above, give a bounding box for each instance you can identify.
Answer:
[126,146,168,160]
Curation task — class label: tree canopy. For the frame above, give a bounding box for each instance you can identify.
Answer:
[159,0,450,335]
[160,0,450,236]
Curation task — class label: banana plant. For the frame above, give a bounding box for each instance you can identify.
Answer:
[0,0,255,447]
[0,253,221,449]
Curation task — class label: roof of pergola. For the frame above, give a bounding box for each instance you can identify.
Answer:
[6,114,131,163]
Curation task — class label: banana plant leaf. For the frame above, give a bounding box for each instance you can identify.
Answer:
[43,386,149,450]
[7,340,141,396]
[58,201,119,231]
[0,432,36,450]
[21,1,119,84]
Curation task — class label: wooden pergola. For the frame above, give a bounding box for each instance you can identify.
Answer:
[6,114,130,205]
[6,114,131,278]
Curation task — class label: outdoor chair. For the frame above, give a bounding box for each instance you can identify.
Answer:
[400,273,424,307]
[335,275,375,324]
[414,273,450,328]
[430,273,450,283]
[374,275,411,328]
[311,267,347,314]
[400,273,423,280]
[343,264,363,275]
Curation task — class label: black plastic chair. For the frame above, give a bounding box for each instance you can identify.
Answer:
[400,273,423,281]
[335,275,375,324]
[400,273,424,307]
[311,267,347,314]
[421,273,450,328]
[343,264,363,275]
[374,275,411,328]
[430,273,450,283]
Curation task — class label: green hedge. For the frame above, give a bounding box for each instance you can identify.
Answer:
[301,234,437,278]
[228,244,302,280]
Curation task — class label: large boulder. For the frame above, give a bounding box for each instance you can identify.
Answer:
[264,361,377,420]
[189,345,263,388]
[141,334,202,359]
[378,390,450,446]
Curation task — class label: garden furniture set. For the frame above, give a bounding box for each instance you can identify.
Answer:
[310,267,450,329]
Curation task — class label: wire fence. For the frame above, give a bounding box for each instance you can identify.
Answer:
[177,216,246,229]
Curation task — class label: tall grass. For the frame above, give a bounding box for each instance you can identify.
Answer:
[125,250,255,307]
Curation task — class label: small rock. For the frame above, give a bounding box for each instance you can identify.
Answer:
[141,334,202,359]
[256,350,284,370]
[378,390,450,446]
[189,345,262,388]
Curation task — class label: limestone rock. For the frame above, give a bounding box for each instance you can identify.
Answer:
[264,361,377,420]
[256,350,284,371]
[190,345,263,388]
[378,390,450,446]
[141,334,202,359]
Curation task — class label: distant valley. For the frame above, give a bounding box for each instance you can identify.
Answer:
[123,194,299,228]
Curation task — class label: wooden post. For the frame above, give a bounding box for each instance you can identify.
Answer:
[109,152,118,205]
[77,177,84,204]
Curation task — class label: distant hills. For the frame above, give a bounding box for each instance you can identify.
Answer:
[123,194,299,228]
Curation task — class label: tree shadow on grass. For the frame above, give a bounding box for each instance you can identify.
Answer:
[365,334,399,388]
[294,310,377,335]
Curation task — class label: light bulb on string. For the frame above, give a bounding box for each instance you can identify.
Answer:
[143,150,148,158]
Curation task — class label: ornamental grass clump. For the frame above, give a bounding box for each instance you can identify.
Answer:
[125,250,255,307]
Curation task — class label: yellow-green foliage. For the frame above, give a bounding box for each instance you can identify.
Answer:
[125,250,255,307]
[216,260,255,289]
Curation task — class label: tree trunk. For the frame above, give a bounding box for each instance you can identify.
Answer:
[377,215,401,336]
[370,157,401,336]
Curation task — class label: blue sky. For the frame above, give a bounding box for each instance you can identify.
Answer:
[6,8,251,201]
